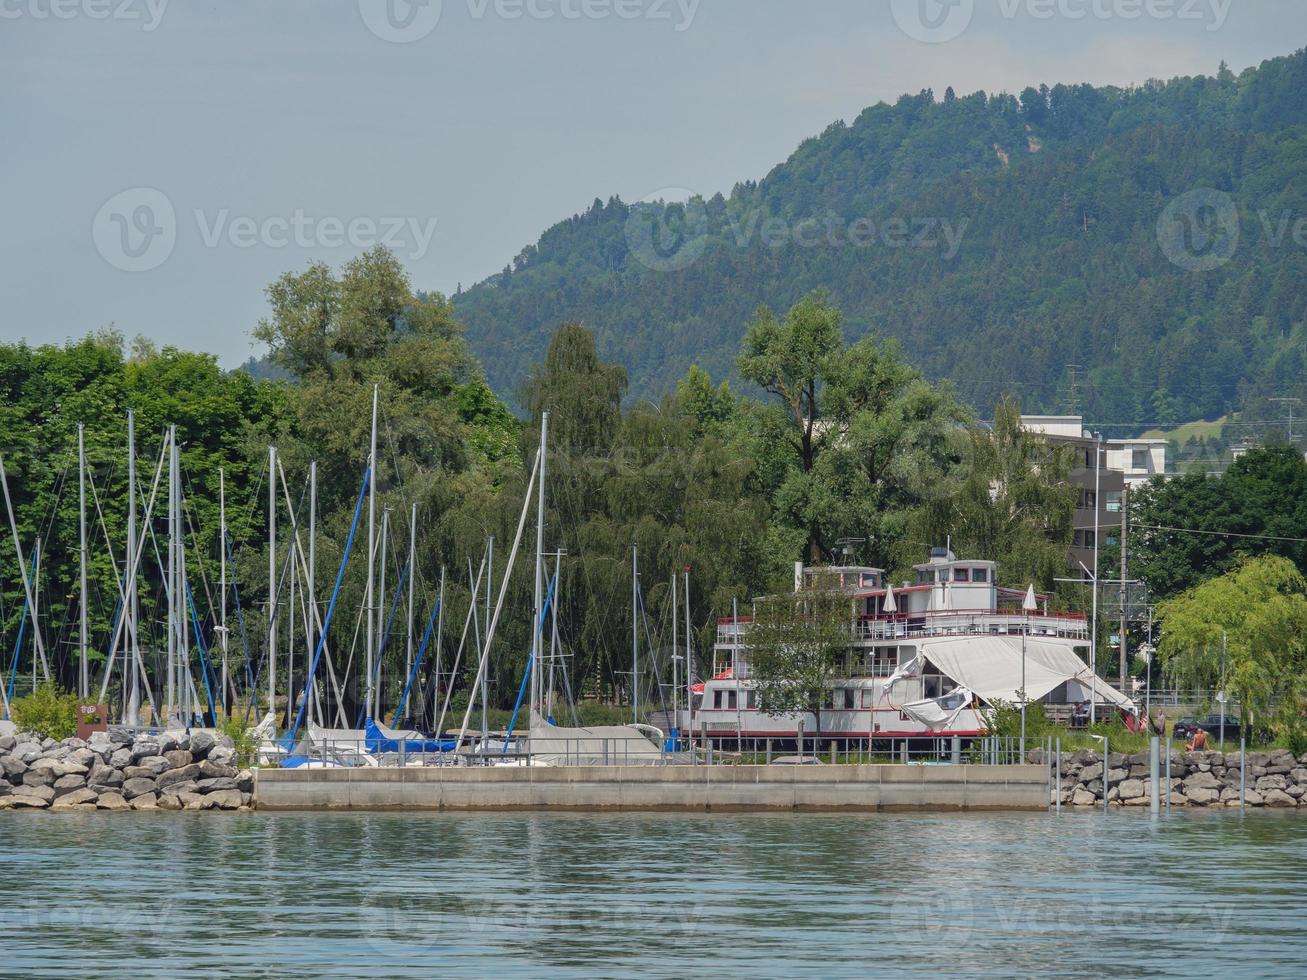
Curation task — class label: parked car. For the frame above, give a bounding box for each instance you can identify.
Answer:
[1172,715,1269,744]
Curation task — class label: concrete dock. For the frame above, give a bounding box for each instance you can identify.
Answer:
[255,764,1048,811]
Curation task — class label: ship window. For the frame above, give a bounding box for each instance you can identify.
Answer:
[898,646,915,665]
[972,568,988,583]
[954,568,970,583]
[713,690,723,709]
[727,690,737,710]
[916,570,935,585]
[843,688,856,710]
[746,691,757,710]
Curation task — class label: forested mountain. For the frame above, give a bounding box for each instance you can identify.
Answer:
[454,50,1307,426]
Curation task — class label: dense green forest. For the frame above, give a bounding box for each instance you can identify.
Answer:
[1,254,1088,716]
[454,50,1307,430]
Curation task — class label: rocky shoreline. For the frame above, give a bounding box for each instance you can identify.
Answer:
[0,731,254,811]
[1035,747,1307,808]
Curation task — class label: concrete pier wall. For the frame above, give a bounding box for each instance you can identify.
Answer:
[255,764,1048,812]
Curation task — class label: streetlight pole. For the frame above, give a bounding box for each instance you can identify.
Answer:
[1090,431,1102,725]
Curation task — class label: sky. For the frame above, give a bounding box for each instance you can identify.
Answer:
[2,0,1304,368]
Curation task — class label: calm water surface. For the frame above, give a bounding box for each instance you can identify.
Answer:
[4,809,1306,977]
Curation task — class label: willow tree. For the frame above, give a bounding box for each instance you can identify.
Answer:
[744,583,852,742]
[1156,556,1307,730]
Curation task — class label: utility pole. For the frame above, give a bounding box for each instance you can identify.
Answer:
[1119,484,1129,692]
[1090,431,1102,724]
[1271,397,1301,445]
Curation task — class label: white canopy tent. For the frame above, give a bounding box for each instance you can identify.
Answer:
[920,636,1134,712]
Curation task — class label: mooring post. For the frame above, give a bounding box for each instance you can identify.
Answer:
[1240,736,1247,812]
[1055,737,1061,814]
[1103,736,1110,815]
[951,736,960,766]
[1150,736,1160,816]
[1165,737,1172,809]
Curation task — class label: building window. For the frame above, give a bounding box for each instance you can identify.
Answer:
[1132,449,1149,470]
[1106,491,1123,513]
[1082,490,1096,509]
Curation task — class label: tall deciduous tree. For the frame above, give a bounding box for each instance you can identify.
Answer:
[1156,556,1307,726]
[743,582,853,741]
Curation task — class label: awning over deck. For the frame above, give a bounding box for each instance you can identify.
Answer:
[920,636,1134,711]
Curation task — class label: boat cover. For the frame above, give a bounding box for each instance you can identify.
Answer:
[364,719,456,753]
[526,711,664,765]
[901,687,974,729]
[919,636,1134,710]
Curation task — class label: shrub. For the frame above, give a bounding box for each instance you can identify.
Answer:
[980,697,1055,741]
[218,714,258,768]
[11,682,81,740]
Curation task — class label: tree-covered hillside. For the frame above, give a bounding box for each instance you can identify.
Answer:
[455,50,1307,426]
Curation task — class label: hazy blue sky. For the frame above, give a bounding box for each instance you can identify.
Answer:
[3,0,1304,367]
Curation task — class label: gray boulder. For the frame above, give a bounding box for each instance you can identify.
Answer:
[52,773,88,795]
[201,789,243,810]
[1256,774,1288,792]
[0,734,15,752]
[121,777,158,799]
[1289,768,1307,786]
[199,759,237,779]
[22,767,55,788]
[129,739,161,762]
[23,784,56,803]
[136,755,173,776]
[196,777,238,792]
[180,792,206,810]
[13,742,43,764]
[157,793,183,811]
[0,794,50,809]
[110,747,133,768]
[1079,763,1103,782]
[53,787,99,807]
[0,754,26,779]
[1071,787,1097,806]
[1262,789,1297,807]
[68,747,98,769]
[207,746,237,767]
[162,749,194,770]
[1183,771,1221,791]
[1118,778,1146,801]
[1186,786,1219,805]
[157,763,201,790]
[236,770,254,793]
[96,792,131,811]
[189,731,216,758]
[130,793,159,810]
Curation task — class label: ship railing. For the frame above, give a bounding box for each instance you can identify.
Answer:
[854,609,1088,641]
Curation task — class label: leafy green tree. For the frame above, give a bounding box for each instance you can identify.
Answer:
[1156,556,1307,725]
[742,582,852,740]
[901,398,1076,589]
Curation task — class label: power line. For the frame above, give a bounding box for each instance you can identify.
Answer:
[1134,523,1307,545]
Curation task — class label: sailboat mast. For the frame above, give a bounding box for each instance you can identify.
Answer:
[671,570,678,735]
[684,570,692,731]
[482,536,491,745]
[406,503,416,724]
[166,426,177,724]
[78,423,89,698]
[631,546,638,724]
[268,444,277,721]
[376,507,390,721]
[219,466,227,714]
[365,384,378,721]
[532,412,548,721]
[126,411,139,724]
[307,460,317,725]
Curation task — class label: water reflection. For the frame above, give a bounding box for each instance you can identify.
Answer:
[4,810,1305,977]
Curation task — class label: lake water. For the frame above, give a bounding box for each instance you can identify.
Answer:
[4,809,1306,977]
